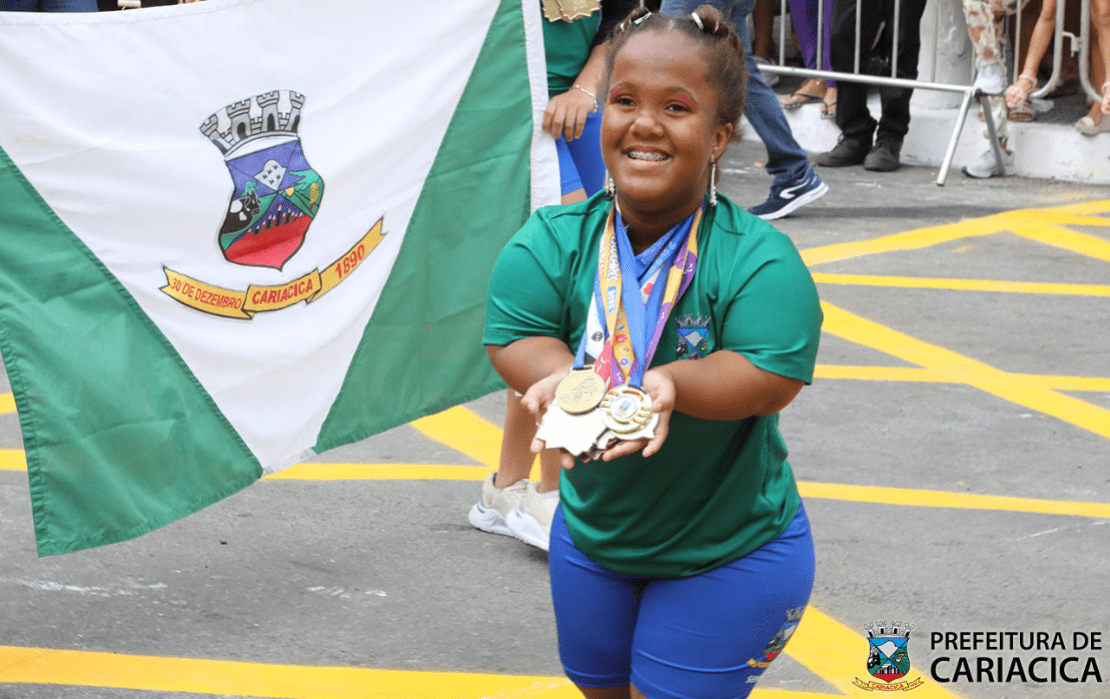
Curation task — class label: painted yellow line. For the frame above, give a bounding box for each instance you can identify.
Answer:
[815,365,1110,392]
[1028,200,1110,217]
[811,273,1110,297]
[0,641,917,699]
[409,405,500,468]
[0,449,25,471]
[0,645,841,699]
[815,365,942,382]
[1007,220,1110,264]
[1022,211,1110,227]
[264,465,1110,520]
[821,301,1110,440]
[785,608,962,699]
[0,645,582,699]
[0,392,14,415]
[265,462,491,482]
[798,482,1110,519]
[801,217,1001,267]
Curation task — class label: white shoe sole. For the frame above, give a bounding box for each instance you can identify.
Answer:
[505,506,550,551]
[756,181,829,221]
[468,501,513,538]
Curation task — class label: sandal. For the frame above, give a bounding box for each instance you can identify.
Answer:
[1102,81,1110,115]
[1005,73,1036,109]
[1008,99,1035,122]
[820,99,837,120]
[1076,112,1110,135]
[781,79,825,109]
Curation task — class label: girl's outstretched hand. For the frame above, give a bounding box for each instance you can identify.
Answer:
[599,367,676,462]
[521,370,577,470]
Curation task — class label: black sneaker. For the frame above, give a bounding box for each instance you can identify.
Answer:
[864,134,903,172]
[814,135,870,167]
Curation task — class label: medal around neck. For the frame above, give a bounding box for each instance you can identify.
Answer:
[554,368,608,415]
[599,385,658,438]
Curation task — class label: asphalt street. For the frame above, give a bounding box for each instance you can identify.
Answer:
[1,140,1109,699]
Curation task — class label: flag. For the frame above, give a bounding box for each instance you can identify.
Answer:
[0,0,558,556]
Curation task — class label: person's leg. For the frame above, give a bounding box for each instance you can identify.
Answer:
[874,0,928,142]
[628,507,816,699]
[1092,0,1110,114]
[661,0,826,218]
[752,0,775,59]
[816,0,876,165]
[863,0,928,171]
[787,0,818,70]
[549,507,643,699]
[781,0,828,108]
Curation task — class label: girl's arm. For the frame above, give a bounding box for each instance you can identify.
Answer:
[543,42,607,142]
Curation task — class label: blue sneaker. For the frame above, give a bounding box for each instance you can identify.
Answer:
[747,169,829,221]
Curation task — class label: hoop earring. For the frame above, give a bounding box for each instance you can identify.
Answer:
[709,159,718,207]
[605,171,615,200]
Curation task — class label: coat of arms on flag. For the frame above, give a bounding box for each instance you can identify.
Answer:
[200,90,323,271]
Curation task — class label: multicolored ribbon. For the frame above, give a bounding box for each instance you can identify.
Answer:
[573,202,702,387]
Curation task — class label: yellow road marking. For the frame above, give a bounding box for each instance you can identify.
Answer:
[0,644,846,699]
[0,645,580,699]
[409,405,500,467]
[821,302,1110,440]
[811,273,1110,296]
[1007,221,1110,263]
[815,365,1110,391]
[0,449,25,470]
[801,217,1001,267]
[267,462,493,481]
[798,482,1110,519]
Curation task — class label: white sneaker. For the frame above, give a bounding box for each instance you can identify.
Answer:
[962,139,1013,179]
[505,482,559,551]
[752,55,780,88]
[468,473,528,538]
[973,62,1005,95]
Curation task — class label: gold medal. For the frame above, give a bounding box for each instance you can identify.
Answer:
[554,368,608,415]
[542,0,600,22]
[599,386,654,435]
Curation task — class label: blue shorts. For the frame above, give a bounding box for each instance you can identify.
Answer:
[549,504,815,699]
[555,110,605,197]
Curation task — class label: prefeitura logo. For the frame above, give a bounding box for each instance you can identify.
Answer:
[854,621,925,692]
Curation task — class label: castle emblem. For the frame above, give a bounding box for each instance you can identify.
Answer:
[853,621,923,692]
[200,90,324,270]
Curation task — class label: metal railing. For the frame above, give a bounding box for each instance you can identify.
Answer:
[757,0,1096,186]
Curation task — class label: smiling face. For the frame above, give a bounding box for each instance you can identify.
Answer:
[602,30,732,238]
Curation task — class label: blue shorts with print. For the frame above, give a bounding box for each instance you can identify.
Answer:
[549,503,815,699]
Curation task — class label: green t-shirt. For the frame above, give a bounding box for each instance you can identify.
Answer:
[543,11,599,98]
[484,193,823,577]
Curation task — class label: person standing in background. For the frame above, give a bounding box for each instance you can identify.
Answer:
[659,0,830,221]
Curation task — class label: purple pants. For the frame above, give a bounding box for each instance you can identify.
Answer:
[788,0,836,87]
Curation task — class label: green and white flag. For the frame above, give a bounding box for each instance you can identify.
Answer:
[0,0,558,556]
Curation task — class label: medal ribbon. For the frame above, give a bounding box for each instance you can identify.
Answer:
[573,203,702,388]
